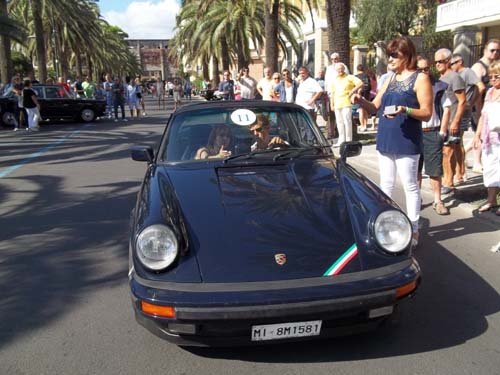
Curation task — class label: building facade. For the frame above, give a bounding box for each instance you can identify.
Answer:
[436,0,500,66]
[126,39,177,80]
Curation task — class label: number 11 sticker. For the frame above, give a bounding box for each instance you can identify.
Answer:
[231,109,257,126]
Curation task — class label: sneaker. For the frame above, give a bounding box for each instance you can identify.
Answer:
[122,118,128,122]
[114,119,118,122]
[142,111,147,116]
[433,201,449,215]
[13,127,18,131]
[441,186,454,195]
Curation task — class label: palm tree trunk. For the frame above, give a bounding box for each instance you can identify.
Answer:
[212,55,220,86]
[325,0,351,66]
[75,52,83,78]
[221,36,230,71]
[202,58,209,81]
[30,0,47,83]
[0,0,13,84]
[264,0,280,72]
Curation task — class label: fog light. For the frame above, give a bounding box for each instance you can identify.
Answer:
[368,305,394,318]
[168,323,197,335]
[141,301,175,318]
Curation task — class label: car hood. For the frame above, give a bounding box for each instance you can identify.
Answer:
[161,158,361,283]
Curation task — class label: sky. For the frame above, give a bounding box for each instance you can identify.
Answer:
[99,0,180,40]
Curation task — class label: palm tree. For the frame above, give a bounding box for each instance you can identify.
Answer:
[264,0,280,72]
[8,0,141,81]
[325,0,351,64]
[171,0,303,80]
[0,0,24,84]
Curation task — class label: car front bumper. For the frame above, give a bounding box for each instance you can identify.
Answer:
[129,258,420,346]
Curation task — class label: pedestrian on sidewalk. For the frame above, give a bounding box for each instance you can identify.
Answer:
[473,60,500,216]
[295,66,323,122]
[352,36,433,247]
[435,48,467,195]
[325,53,350,139]
[451,53,481,182]
[416,56,450,215]
[257,67,274,101]
[276,68,297,103]
[239,67,257,100]
[127,78,140,118]
[22,79,41,131]
[12,76,27,131]
[135,78,147,116]
[355,64,372,133]
[103,74,114,119]
[329,63,363,146]
[112,77,127,122]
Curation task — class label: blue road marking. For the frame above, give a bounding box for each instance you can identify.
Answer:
[0,127,87,179]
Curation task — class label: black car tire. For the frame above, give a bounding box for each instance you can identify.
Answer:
[1,110,17,126]
[80,108,96,122]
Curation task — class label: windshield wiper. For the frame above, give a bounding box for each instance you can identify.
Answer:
[272,145,331,161]
[222,147,287,164]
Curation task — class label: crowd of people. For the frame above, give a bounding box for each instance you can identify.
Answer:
[0,73,153,127]
[351,37,500,247]
[1,37,498,239]
[208,36,499,247]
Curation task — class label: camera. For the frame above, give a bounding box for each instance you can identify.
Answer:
[443,135,461,145]
[383,105,398,116]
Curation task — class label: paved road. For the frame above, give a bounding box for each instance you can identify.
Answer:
[0,97,499,375]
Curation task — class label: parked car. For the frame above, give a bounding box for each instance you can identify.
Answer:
[0,84,106,126]
[129,100,421,346]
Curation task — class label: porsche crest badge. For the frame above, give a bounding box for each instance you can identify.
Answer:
[274,253,286,266]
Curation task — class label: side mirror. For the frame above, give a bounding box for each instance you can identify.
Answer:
[340,141,362,161]
[131,145,154,163]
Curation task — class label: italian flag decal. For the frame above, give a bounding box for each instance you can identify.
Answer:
[323,243,358,277]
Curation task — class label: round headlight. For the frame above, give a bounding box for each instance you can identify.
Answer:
[136,225,178,270]
[373,210,412,253]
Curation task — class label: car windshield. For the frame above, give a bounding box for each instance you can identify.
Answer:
[162,106,326,162]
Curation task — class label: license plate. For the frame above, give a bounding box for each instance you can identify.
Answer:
[251,320,322,341]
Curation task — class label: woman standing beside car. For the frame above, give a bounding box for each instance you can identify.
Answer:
[351,36,433,247]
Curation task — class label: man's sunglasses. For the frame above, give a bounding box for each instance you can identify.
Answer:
[450,60,461,66]
[490,49,500,53]
[418,67,430,73]
[434,59,449,64]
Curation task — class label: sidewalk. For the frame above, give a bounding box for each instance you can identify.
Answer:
[319,120,500,223]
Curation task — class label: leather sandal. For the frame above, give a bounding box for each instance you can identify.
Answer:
[478,202,494,212]
[433,201,450,215]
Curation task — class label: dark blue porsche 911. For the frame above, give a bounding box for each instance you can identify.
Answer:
[129,100,421,346]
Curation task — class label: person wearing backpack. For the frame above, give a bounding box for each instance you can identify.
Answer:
[355,65,372,132]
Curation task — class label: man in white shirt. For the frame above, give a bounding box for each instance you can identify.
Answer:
[239,67,257,99]
[257,67,274,100]
[295,66,323,121]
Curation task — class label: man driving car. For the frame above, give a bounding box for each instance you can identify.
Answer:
[249,115,287,150]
